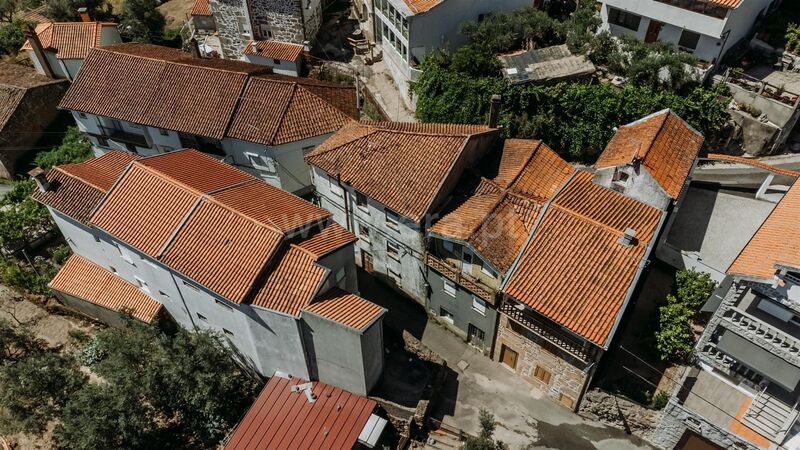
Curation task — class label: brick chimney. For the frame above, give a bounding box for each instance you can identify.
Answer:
[488,95,501,128]
[78,7,91,22]
[23,26,56,79]
[28,167,50,192]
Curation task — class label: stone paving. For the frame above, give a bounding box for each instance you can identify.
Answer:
[352,57,416,122]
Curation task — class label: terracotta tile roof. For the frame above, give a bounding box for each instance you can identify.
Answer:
[707,0,741,8]
[402,0,444,14]
[728,181,800,281]
[224,374,377,450]
[211,180,330,233]
[190,0,212,16]
[293,222,357,259]
[21,22,118,60]
[227,78,355,145]
[0,86,27,131]
[503,171,663,347]
[61,45,356,143]
[306,121,497,222]
[595,110,703,199]
[303,288,386,331]
[31,151,139,223]
[14,5,49,24]
[137,149,253,193]
[50,255,163,322]
[250,246,328,315]
[431,140,573,272]
[161,198,284,303]
[705,154,800,178]
[244,40,304,61]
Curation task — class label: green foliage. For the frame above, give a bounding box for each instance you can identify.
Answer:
[462,409,507,450]
[120,0,165,44]
[0,179,50,249]
[460,7,563,54]
[603,37,700,92]
[787,23,800,53]
[0,0,40,23]
[43,0,112,22]
[651,391,669,410]
[0,351,86,433]
[0,19,27,56]
[655,270,717,362]
[34,127,93,169]
[563,1,601,54]
[0,318,44,363]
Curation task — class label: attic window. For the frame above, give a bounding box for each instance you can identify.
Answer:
[612,168,629,182]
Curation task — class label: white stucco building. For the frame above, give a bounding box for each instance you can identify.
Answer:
[32,149,386,395]
[599,0,777,64]
[242,40,305,76]
[370,0,532,106]
[305,121,501,304]
[59,43,358,196]
[21,21,121,80]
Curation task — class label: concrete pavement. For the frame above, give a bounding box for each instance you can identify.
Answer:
[352,57,416,122]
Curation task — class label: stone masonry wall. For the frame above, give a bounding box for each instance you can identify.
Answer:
[493,314,587,409]
[210,0,252,58]
[650,399,760,450]
[248,0,322,44]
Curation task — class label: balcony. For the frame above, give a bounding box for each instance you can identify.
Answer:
[426,253,494,304]
[100,126,149,148]
[500,301,591,363]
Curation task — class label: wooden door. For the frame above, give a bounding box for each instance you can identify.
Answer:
[500,345,518,369]
[645,20,663,43]
[362,250,374,273]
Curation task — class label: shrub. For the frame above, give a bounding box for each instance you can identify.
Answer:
[34,127,93,169]
[651,390,670,410]
[654,270,717,362]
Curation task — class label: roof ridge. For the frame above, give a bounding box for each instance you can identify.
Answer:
[305,126,379,161]
[633,110,670,162]
[465,190,508,240]
[361,124,492,138]
[505,140,543,189]
[288,242,321,259]
[101,47,262,77]
[294,83,353,119]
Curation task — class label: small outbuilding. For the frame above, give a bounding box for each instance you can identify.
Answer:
[499,44,595,85]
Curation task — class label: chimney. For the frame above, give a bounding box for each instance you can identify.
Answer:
[189,38,201,58]
[488,94,501,128]
[618,228,637,247]
[78,7,91,22]
[28,167,50,192]
[23,27,56,79]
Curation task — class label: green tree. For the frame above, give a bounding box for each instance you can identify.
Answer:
[43,0,112,22]
[0,179,50,248]
[655,270,717,361]
[460,7,562,54]
[0,318,44,363]
[119,0,165,43]
[0,19,27,56]
[0,352,87,433]
[674,270,717,309]
[34,126,94,169]
[463,409,507,450]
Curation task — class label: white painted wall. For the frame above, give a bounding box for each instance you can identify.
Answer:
[241,53,301,76]
[593,165,672,210]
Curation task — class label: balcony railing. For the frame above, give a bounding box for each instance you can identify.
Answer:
[500,302,591,363]
[721,308,800,367]
[100,126,149,148]
[426,253,495,304]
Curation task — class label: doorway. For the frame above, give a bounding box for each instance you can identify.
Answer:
[645,20,663,43]
[500,344,518,370]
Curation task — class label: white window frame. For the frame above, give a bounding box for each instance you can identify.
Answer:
[472,296,487,316]
[385,209,400,230]
[330,181,344,198]
[387,240,401,261]
[355,191,369,212]
[481,262,496,278]
[116,243,135,265]
[134,276,150,294]
[443,279,456,297]
[244,152,276,173]
[358,224,371,243]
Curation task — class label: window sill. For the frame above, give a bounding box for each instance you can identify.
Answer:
[472,307,486,317]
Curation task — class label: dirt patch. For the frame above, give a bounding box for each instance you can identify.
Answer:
[158,0,195,29]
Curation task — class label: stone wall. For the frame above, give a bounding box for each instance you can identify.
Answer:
[579,389,661,441]
[650,399,759,450]
[493,314,588,409]
[209,0,252,58]
[248,0,322,44]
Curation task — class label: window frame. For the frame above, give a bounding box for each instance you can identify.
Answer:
[443,279,456,297]
[386,240,401,260]
[385,209,400,230]
[472,296,487,316]
[608,7,641,32]
[678,29,701,51]
[358,223,371,243]
[355,191,369,211]
[329,181,345,198]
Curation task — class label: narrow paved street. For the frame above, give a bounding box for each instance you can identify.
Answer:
[357,271,654,450]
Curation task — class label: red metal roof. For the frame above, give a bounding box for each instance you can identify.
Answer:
[50,254,163,322]
[224,374,377,450]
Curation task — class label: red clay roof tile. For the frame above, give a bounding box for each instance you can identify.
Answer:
[250,246,328,315]
[22,22,118,59]
[303,288,386,331]
[293,222,357,259]
[244,40,304,61]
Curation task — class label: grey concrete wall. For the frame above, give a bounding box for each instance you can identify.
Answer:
[54,291,133,326]
[651,399,760,450]
[593,165,671,210]
[316,244,358,295]
[242,53,301,76]
[427,268,496,353]
[360,319,384,393]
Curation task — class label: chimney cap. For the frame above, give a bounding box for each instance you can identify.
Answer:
[28,167,45,178]
[618,228,637,247]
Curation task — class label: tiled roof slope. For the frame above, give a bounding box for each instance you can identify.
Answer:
[31,151,139,223]
[250,246,328,315]
[306,121,496,222]
[431,140,573,272]
[60,44,356,143]
[244,40,304,61]
[224,374,376,450]
[190,0,212,16]
[504,171,662,347]
[595,110,703,199]
[293,222,357,258]
[0,86,25,130]
[707,0,741,8]
[303,288,386,331]
[21,22,118,59]
[728,181,800,281]
[705,154,800,178]
[403,0,444,14]
[50,255,163,322]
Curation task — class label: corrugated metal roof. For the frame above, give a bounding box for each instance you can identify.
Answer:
[50,254,163,322]
[303,288,386,331]
[595,110,703,198]
[244,40,304,61]
[728,181,800,281]
[503,171,662,347]
[224,374,377,450]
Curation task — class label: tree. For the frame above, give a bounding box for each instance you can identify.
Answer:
[674,270,717,309]
[34,126,93,169]
[0,318,44,362]
[0,352,87,433]
[43,0,112,22]
[0,19,27,56]
[119,0,165,44]
[655,270,717,361]
[462,409,507,450]
[460,7,562,54]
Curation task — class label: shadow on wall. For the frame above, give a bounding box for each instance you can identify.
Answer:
[356,268,429,340]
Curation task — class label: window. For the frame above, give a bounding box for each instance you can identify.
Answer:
[158,290,169,298]
[197,313,208,321]
[78,112,87,119]
[96,136,109,148]
[356,191,368,210]
[116,243,134,265]
[387,241,400,260]
[608,7,641,31]
[559,394,575,409]
[500,345,518,369]
[134,276,150,294]
[109,266,117,273]
[245,152,276,173]
[467,324,485,343]
[534,366,552,385]
[94,235,101,243]
[480,262,496,278]
[443,279,456,297]
[358,224,371,243]
[612,167,629,182]
[273,58,281,65]
[439,307,454,324]
[472,297,487,316]
[223,328,234,336]
[158,128,169,136]
[183,280,200,292]
[330,181,344,198]
[678,30,701,50]
[215,299,233,310]
[385,209,400,229]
